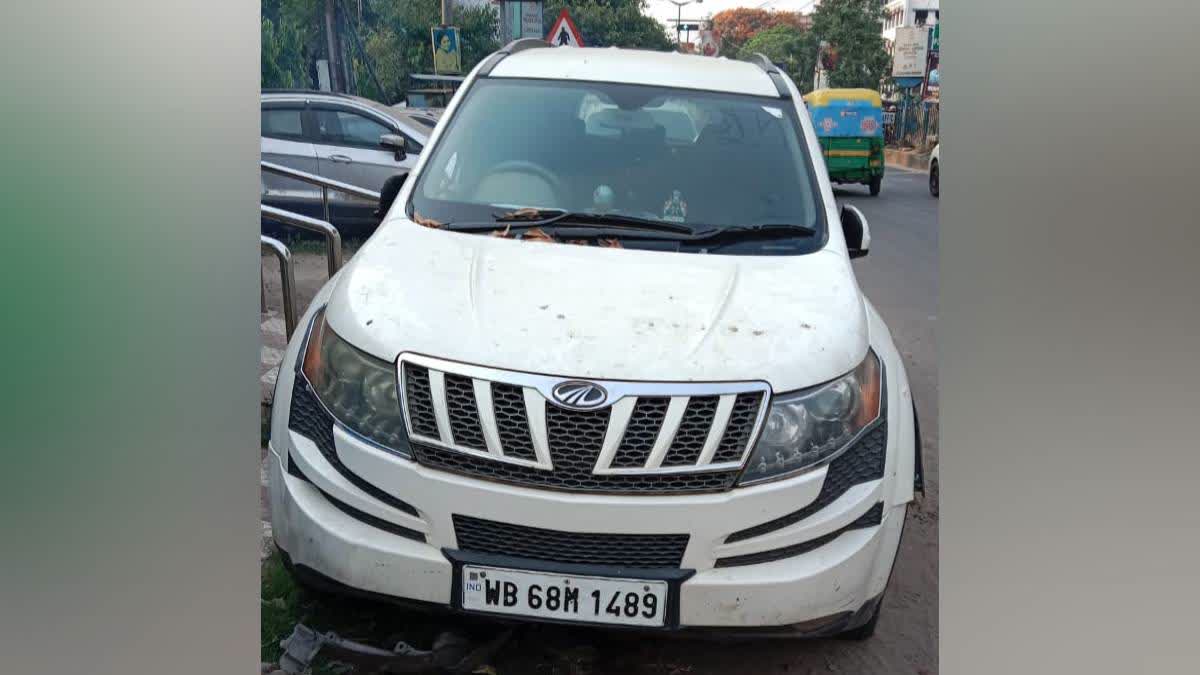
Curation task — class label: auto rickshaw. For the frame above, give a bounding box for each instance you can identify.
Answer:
[803,88,885,196]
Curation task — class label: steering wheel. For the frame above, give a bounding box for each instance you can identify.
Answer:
[483,160,565,205]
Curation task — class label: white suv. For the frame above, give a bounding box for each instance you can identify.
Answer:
[269,40,921,639]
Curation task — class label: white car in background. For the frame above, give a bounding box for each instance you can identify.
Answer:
[261,90,435,232]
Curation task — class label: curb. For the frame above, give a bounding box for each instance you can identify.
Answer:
[885,148,931,172]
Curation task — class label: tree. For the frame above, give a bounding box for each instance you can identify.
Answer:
[359,0,498,103]
[809,0,890,90]
[262,16,314,89]
[261,0,324,89]
[737,25,818,94]
[711,8,807,55]
[542,0,673,51]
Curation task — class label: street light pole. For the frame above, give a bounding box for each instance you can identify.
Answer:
[666,0,702,50]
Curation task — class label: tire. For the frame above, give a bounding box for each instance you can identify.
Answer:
[868,175,882,196]
[929,161,939,197]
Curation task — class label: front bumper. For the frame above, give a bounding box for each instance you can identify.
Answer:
[269,416,908,630]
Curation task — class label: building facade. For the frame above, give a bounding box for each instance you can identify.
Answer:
[882,0,939,44]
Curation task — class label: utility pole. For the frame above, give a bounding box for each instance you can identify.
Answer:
[324,0,342,92]
[441,0,451,25]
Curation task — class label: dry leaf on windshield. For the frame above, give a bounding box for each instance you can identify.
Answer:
[412,211,444,229]
[522,227,556,243]
[500,207,545,221]
[491,224,514,238]
[598,238,624,249]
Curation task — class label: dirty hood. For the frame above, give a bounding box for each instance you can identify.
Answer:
[324,221,869,392]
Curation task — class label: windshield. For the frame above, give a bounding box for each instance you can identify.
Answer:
[408,78,825,255]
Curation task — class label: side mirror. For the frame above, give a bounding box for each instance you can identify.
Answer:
[373,173,408,220]
[841,204,871,259]
[379,133,407,161]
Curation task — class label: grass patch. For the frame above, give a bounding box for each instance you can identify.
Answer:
[261,551,306,664]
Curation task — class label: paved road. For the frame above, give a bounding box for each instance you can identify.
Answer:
[260,167,940,673]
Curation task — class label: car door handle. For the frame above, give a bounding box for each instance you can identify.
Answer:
[329,154,353,163]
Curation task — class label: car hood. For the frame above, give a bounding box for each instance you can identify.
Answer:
[324,220,870,392]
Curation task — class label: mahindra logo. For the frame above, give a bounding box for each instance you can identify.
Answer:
[551,380,609,410]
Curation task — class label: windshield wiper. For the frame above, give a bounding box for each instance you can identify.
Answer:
[446,209,697,235]
[687,223,818,243]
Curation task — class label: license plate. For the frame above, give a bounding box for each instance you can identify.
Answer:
[460,565,668,627]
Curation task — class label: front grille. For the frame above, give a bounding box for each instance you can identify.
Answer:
[444,374,486,450]
[664,396,719,466]
[491,383,536,462]
[713,393,762,463]
[715,503,884,568]
[611,397,669,467]
[453,514,689,568]
[415,442,740,492]
[399,356,769,494]
[725,419,888,543]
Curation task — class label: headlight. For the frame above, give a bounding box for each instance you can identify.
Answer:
[739,350,883,485]
[299,308,409,455]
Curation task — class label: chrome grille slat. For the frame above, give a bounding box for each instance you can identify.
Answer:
[491,383,536,462]
[472,379,504,458]
[610,397,669,468]
[428,370,453,445]
[397,354,771,494]
[444,373,486,450]
[645,396,689,469]
[664,395,720,467]
[695,394,737,466]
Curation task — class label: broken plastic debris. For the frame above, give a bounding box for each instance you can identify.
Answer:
[277,623,513,674]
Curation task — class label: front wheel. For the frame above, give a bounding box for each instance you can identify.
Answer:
[929,161,939,197]
[868,175,882,196]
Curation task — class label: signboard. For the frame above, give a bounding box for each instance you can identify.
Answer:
[547,9,584,47]
[520,2,543,38]
[431,26,462,74]
[697,29,720,57]
[930,23,940,54]
[892,26,929,78]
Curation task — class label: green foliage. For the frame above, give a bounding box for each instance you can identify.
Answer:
[810,0,891,90]
[711,8,808,57]
[261,0,498,102]
[262,16,314,89]
[359,0,498,103]
[260,552,305,663]
[542,0,672,51]
[737,25,818,94]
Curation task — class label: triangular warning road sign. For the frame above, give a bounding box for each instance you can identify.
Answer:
[546,9,584,47]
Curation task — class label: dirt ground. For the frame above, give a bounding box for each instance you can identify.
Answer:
[260,174,939,673]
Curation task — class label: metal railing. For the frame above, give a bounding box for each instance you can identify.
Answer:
[261,160,381,226]
[261,204,344,278]
[261,235,297,337]
[260,161,381,338]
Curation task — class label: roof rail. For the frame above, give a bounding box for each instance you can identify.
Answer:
[477,38,548,77]
[744,53,792,99]
[261,88,354,99]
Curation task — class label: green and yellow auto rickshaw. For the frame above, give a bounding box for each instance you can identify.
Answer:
[803,88,885,196]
